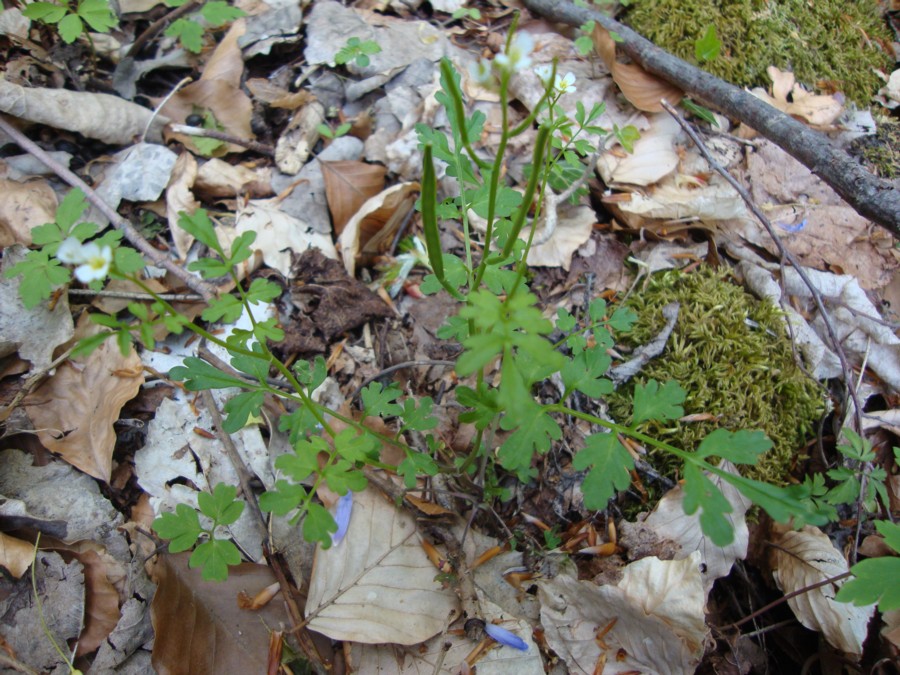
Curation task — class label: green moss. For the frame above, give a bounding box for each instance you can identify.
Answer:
[849,118,900,179]
[608,267,826,485]
[623,0,893,106]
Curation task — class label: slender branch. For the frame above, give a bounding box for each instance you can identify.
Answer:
[0,116,219,302]
[169,124,276,156]
[68,288,204,302]
[521,0,900,239]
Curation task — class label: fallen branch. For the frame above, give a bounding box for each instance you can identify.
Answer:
[521,0,900,239]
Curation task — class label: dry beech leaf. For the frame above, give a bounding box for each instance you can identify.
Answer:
[305,488,459,645]
[539,554,707,674]
[0,78,168,144]
[166,151,200,260]
[643,460,750,595]
[70,548,120,657]
[592,25,683,112]
[338,182,419,276]
[194,158,272,199]
[596,113,682,186]
[322,160,386,234]
[245,78,313,110]
[770,524,874,655]
[24,324,144,482]
[150,552,290,674]
[526,205,595,270]
[0,531,34,578]
[0,178,57,247]
[749,67,844,127]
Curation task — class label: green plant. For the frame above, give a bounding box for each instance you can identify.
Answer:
[22,0,117,44]
[334,36,382,68]
[837,519,900,611]
[9,21,832,581]
[824,430,889,513]
[694,24,721,62]
[316,121,352,140]
[163,0,245,53]
[151,483,245,581]
[451,6,481,21]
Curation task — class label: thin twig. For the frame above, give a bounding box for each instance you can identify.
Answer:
[68,288,204,302]
[0,116,219,302]
[126,0,203,58]
[169,124,276,156]
[659,100,863,434]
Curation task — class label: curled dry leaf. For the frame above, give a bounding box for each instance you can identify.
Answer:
[338,182,420,276]
[166,151,200,260]
[305,488,459,645]
[23,323,144,482]
[597,114,682,186]
[749,67,844,127]
[770,524,874,656]
[322,160,386,234]
[0,79,168,144]
[526,205,595,270]
[194,158,273,200]
[592,24,683,113]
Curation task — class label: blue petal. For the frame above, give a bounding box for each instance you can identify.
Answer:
[331,491,353,545]
[484,622,528,651]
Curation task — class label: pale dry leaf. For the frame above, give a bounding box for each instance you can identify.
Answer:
[95,143,178,208]
[749,67,844,126]
[876,69,900,109]
[0,77,168,144]
[23,323,144,482]
[166,151,199,260]
[613,175,749,225]
[526,205,595,270]
[233,199,338,277]
[0,178,57,246]
[770,524,874,655]
[539,554,707,675]
[0,531,34,578]
[882,609,900,650]
[69,548,121,657]
[596,113,682,186]
[643,460,750,595]
[245,78,313,109]
[338,182,419,276]
[150,552,291,674]
[321,160,386,234]
[275,101,326,175]
[305,488,459,644]
[194,158,272,199]
[592,24,683,112]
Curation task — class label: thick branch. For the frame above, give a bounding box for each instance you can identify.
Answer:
[522,0,900,239]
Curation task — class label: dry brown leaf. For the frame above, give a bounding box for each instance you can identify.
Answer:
[526,205,595,270]
[0,179,57,247]
[70,549,120,657]
[150,552,290,674]
[770,524,874,656]
[160,21,254,154]
[166,152,200,259]
[0,78,168,144]
[245,78,313,110]
[338,182,419,276]
[322,160,386,234]
[592,25,683,112]
[0,532,34,578]
[23,323,144,482]
[305,488,459,644]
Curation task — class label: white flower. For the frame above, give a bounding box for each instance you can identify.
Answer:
[535,64,554,86]
[56,236,85,264]
[556,72,577,95]
[495,31,534,74]
[469,58,495,88]
[58,239,112,282]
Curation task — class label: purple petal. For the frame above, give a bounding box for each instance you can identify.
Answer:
[331,491,353,545]
[484,622,528,651]
[776,218,807,233]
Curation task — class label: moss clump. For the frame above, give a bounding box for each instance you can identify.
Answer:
[608,267,825,485]
[623,0,894,106]
[849,118,900,179]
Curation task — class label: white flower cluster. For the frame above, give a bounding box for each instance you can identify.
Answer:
[534,65,577,95]
[57,237,112,282]
[468,31,577,98]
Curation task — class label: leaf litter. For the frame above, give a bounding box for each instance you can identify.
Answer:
[0,0,899,672]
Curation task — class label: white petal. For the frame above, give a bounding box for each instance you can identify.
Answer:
[56,237,86,264]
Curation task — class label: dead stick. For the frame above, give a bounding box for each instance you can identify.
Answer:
[521,0,900,239]
[0,116,219,302]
